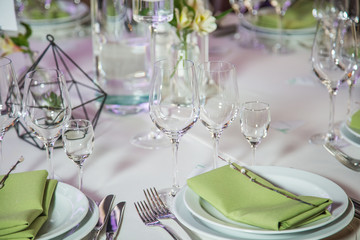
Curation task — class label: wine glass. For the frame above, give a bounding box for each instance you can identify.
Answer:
[0,57,22,174]
[149,59,199,200]
[312,0,349,20]
[239,101,271,166]
[62,119,94,191]
[131,0,174,150]
[269,0,294,54]
[22,69,72,179]
[310,18,355,144]
[198,61,239,169]
[231,0,265,49]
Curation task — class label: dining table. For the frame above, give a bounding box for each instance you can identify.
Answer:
[2,13,360,240]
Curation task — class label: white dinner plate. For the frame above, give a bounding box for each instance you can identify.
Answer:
[174,187,355,240]
[37,182,89,239]
[52,197,99,240]
[182,166,349,237]
[340,123,360,147]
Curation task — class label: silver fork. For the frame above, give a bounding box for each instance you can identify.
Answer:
[134,201,181,240]
[144,188,197,239]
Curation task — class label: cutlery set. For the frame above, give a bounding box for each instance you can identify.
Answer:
[135,187,186,240]
[93,195,126,240]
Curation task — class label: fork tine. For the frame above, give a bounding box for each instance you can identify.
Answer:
[134,202,147,223]
[144,189,159,214]
[151,187,169,213]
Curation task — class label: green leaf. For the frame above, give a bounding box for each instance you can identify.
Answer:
[215,8,233,20]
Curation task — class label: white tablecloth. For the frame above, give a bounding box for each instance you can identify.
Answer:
[2,19,360,239]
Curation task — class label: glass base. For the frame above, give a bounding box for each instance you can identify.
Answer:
[308,133,339,145]
[130,130,171,150]
[156,187,180,209]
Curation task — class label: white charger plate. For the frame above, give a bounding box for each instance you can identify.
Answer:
[341,123,360,147]
[52,197,99,240]
[181,166,349,237]
[174,188,354,240]
[37,182,89,240]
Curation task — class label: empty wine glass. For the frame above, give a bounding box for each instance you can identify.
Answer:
[131,0,174,150]
[198,61,239,169]
[240,101,271,165]
[149,59,199,200]
[310,18,355,144]
[22,69,72,179]
[269,0,294,54]
[62,119,94,191]
[312,0,349,20]
[0,57,22,174]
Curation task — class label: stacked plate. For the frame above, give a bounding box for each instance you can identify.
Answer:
[36,182,99,240]
[173,166,354,239]
[340,122,360,147]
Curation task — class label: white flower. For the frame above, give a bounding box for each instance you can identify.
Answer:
[175,6,193,30]
[192,9,217,35]
[186,0,205,12]
[0,36,21,57]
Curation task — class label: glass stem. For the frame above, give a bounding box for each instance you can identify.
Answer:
[0,135,3,175]
[327,92,336,142]
[347,83,354,117]
[251,146,256,166]
[150,24,157,77]
[212,132,220,169]
[78,164,84,191]
[170,138,180,196]
[44,142,55,179]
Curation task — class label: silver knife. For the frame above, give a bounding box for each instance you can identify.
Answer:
[92,194,115,240]
[106,201,126,240]
[323,143,360,172]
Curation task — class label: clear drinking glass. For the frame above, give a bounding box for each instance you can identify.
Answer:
[0,57,22,174]
[62,119,94,191]
[240,101,271,166]
[149,59,199,200]
[131,0,174,150]
[310,18,355,144]
[269,0,294,54]
[198,61,239,169]
[22,69,72,179]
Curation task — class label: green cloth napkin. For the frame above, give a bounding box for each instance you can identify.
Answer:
[187,164,332,231]
[349,110,360,133]
[253,0,317,29]
[0,170,57,240]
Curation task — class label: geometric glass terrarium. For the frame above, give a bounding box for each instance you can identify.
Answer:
[15,34,107,149]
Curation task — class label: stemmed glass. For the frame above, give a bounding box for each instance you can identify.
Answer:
[22,69,72,179]
[131,0,174,150]
[149,59,199,200]
[269,0,294,53]
[198,61,239,169]
[230,0,265,49]
[239,101,271,166]
[0,57,22,173]
[310,18,355,144]
[62,119,94,191]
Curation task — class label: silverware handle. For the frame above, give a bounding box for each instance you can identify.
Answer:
[106,233,114,240]
[91,230,100,240]
[161,225,182,240]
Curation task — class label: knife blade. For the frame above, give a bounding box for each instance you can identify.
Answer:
[92,194,115,240]
[106,201,126,240]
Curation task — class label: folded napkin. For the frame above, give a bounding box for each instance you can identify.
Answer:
[253,0,317,30]
[349,110,360,133]
[187,164,332,231]
[0,170,57,239]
